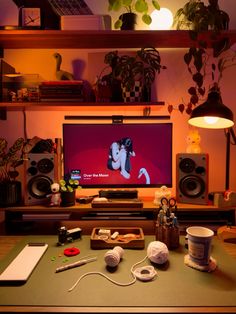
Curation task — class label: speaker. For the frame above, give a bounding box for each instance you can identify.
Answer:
[176,153,209,205]
[24,153,58,205]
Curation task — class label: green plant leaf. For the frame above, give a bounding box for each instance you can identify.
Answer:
[135,0,148,13]
[123,0,132,8]
[142,14,152,25]
[114,19,123,29]
[152,0,160,11]
[59,179,66,187]
[109,0,122,11]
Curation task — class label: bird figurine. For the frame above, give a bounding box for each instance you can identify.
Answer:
[53,52,74,80]
[138,167,150,184]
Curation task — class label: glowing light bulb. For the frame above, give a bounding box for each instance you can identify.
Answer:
[204,116,219,125]
[150,8,173,30]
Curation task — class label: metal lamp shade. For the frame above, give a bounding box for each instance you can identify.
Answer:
[188,91,234,129]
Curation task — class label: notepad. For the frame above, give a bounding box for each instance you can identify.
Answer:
[0,243,48,282]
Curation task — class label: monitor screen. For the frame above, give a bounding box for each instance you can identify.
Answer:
[63,123,172,188]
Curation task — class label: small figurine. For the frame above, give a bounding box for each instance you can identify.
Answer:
[49,182,61,206]
[186,128,201,153]
[154,185,172,206]
[53,52,74,80]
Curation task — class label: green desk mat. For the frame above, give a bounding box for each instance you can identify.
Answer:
[0,235,236,309]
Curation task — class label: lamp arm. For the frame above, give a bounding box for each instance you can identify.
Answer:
[225,127,236,191]
[230,127,236,145]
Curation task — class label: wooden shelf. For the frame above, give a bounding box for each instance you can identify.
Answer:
[0,30,236,49]
[0,101,164,111]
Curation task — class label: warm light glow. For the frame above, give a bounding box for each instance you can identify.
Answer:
[203,116,219,125]
[189,117,234,129]
[150,8,173,30]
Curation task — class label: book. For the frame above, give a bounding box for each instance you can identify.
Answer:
[48,0,93,16]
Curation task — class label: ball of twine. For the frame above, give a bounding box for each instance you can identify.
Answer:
[104,246,124,267]
[147,241,169,264]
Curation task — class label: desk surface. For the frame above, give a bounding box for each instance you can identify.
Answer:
[0,235,236,313]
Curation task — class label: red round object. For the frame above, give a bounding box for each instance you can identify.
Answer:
[64,247,80,257]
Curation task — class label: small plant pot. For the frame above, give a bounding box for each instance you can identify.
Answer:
[60,190,76,207]
[122,81,143,102]
[0,181,22,207]
[120,13,137,30]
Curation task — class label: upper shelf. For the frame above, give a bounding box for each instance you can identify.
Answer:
[0,30,236,49]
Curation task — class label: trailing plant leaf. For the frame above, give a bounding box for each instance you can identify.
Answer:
[168,104,173,114]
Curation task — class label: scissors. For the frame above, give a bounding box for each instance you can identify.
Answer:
[160,197,177,214]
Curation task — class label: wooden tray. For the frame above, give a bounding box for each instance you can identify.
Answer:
[90,227,145,249]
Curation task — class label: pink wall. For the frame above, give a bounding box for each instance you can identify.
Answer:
[1,0,236,199]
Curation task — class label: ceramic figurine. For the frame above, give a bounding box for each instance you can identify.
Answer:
[186,128,201,153]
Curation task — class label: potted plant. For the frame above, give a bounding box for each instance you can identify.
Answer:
[93,51,123,102]
[108,0,160,30]
[0,137,25,206]
[168,39,236,115]
[173,0,229,34]
[168,0,231,115]
[59,178,80,207]
[102,47,166,102]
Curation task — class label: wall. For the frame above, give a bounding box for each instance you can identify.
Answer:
[0,0,236,199]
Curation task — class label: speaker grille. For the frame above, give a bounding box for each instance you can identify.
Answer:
[176,153,209,205]
[24,153,57,205]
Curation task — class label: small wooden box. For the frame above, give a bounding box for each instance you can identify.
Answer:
[90,227,145,249]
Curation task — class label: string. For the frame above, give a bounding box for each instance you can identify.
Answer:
[68,255,148,292]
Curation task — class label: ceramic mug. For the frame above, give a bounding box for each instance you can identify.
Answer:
[186,226,214,265]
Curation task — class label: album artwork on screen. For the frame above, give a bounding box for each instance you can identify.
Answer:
[63,123,172,188]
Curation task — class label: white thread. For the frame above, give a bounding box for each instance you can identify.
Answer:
[104,246,124,267]
[68,255,148,292]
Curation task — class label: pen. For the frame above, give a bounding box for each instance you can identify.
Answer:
[55,256,97,273]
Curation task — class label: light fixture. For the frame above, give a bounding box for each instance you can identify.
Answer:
[150,8,173,30]
[188,89,235,190]
[188,90,234,129]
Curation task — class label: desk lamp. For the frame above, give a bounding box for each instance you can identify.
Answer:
[188,89,235,190]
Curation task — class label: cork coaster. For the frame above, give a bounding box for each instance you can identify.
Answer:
[184,254,217,272]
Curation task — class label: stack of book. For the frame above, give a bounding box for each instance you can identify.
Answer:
[39,81,84,102]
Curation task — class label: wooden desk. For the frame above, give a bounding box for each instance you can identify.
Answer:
[0,235,236,313]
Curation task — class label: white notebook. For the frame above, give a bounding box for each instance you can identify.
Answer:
[0,243,48,282]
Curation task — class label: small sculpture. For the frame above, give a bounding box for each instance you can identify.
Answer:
[53,52,74,80]
[49,182,61,206]
[186,128,201,153]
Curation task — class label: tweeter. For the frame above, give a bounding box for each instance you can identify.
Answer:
[176,153,209,205]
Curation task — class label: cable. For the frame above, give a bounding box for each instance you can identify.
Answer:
[68,255,149,292]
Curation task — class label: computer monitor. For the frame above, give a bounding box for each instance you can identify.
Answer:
[63,123,172,188]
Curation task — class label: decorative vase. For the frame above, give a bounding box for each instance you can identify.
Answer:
[60,190,76,207]
[120,13,137,30]
[0,181,22,207]
[121,81,143,102]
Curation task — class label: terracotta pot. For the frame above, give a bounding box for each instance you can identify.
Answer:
[0,181,22,207]
[60,190,75,207]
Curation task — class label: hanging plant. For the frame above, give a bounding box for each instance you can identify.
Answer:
[169,0,233,115]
